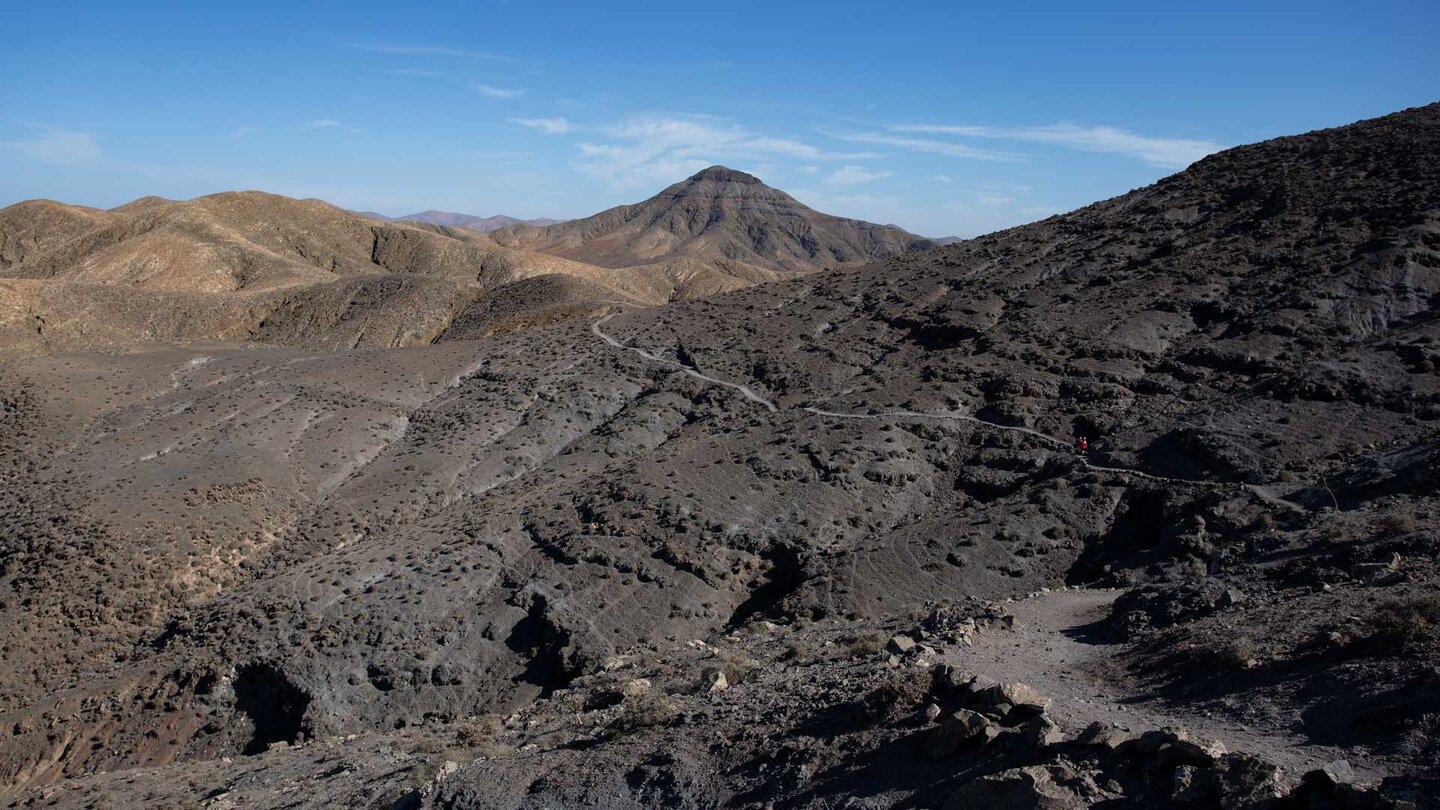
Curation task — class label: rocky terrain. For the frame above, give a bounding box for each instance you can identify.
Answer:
[1,103,1438,808]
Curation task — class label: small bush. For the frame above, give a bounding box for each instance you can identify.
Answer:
[1372,594,1440,643]
[453,715,502,747]
[1218,636,1258,667]
[845,630,888,659]
[711,650,760,684]
[1380,513,1418,535]
[409,761,435,787]
[611,691,679,733]
[782,639,820,664]
[1321,517,1357,543]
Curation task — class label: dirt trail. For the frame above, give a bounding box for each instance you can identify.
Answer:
[953,588,1378,779]
[591,313,778,411]
[590,313,1307,513]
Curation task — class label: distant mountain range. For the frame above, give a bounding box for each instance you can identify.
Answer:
[0,168,939,357]
[355,209,565,232]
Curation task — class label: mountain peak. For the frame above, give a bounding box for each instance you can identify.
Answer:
[489,164,933,272]
[686,165,763,185]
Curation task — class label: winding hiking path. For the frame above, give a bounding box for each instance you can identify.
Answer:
[591,313,777,412]
[953,588,1379,779]
[590,313,1306,513]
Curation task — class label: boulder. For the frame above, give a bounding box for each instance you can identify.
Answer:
[1171,765,1219,804]
[1020,714,1064,748]
[1135,727,1224,766]
[943,765,1091,810]
[619,678,652,698]
[1076,721,1132,751]
[705,671,729,694]
[1215,753,1287,806]
[978,681,1051,714]
[887,635,917,655]
[928,708,991,758]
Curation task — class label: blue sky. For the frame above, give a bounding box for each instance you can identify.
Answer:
[3,1,1437,237]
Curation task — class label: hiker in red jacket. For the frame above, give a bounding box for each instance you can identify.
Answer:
[1077,436,1089,454]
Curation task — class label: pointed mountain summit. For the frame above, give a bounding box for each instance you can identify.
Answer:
[489,165,935,274]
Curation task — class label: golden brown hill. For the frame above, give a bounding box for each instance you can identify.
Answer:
[489,165,935,278]
[0,192,658,358]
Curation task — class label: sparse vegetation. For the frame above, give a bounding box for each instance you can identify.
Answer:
[1380,513,1418,535]
[1372,594,1440,643]
[1217,636,1259,667]
[782,639,820,664]
[611,691,680,734]
[710,650,760,685]
[845,630,888,659]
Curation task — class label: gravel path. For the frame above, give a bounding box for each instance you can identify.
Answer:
[951,588,1379,779]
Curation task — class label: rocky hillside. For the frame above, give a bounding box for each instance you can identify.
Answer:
[489,165,936,275]
[1,104,1438,808]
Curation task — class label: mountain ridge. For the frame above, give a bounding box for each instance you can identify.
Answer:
[395,210,564,232]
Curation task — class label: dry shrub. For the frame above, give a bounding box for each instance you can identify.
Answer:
[1372,594,1440,643]
[845,630,888,659]
[611,691,680,733]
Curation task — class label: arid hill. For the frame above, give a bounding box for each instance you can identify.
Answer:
[490,165,936,276]
[2,105,1438,808]
[0,192,660,357]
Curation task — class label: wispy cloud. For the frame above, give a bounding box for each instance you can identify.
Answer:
[511,117,572,134]
[576,114,880,189]
[303,119,342,129]
[232,126,256,138]
[829,131,1019,161]
[891,123,1224,168]
[472,83,523,99]
[933,174,953,183]
[4,129,101,166]
[350,43,511,61]
[827,165,893,185]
